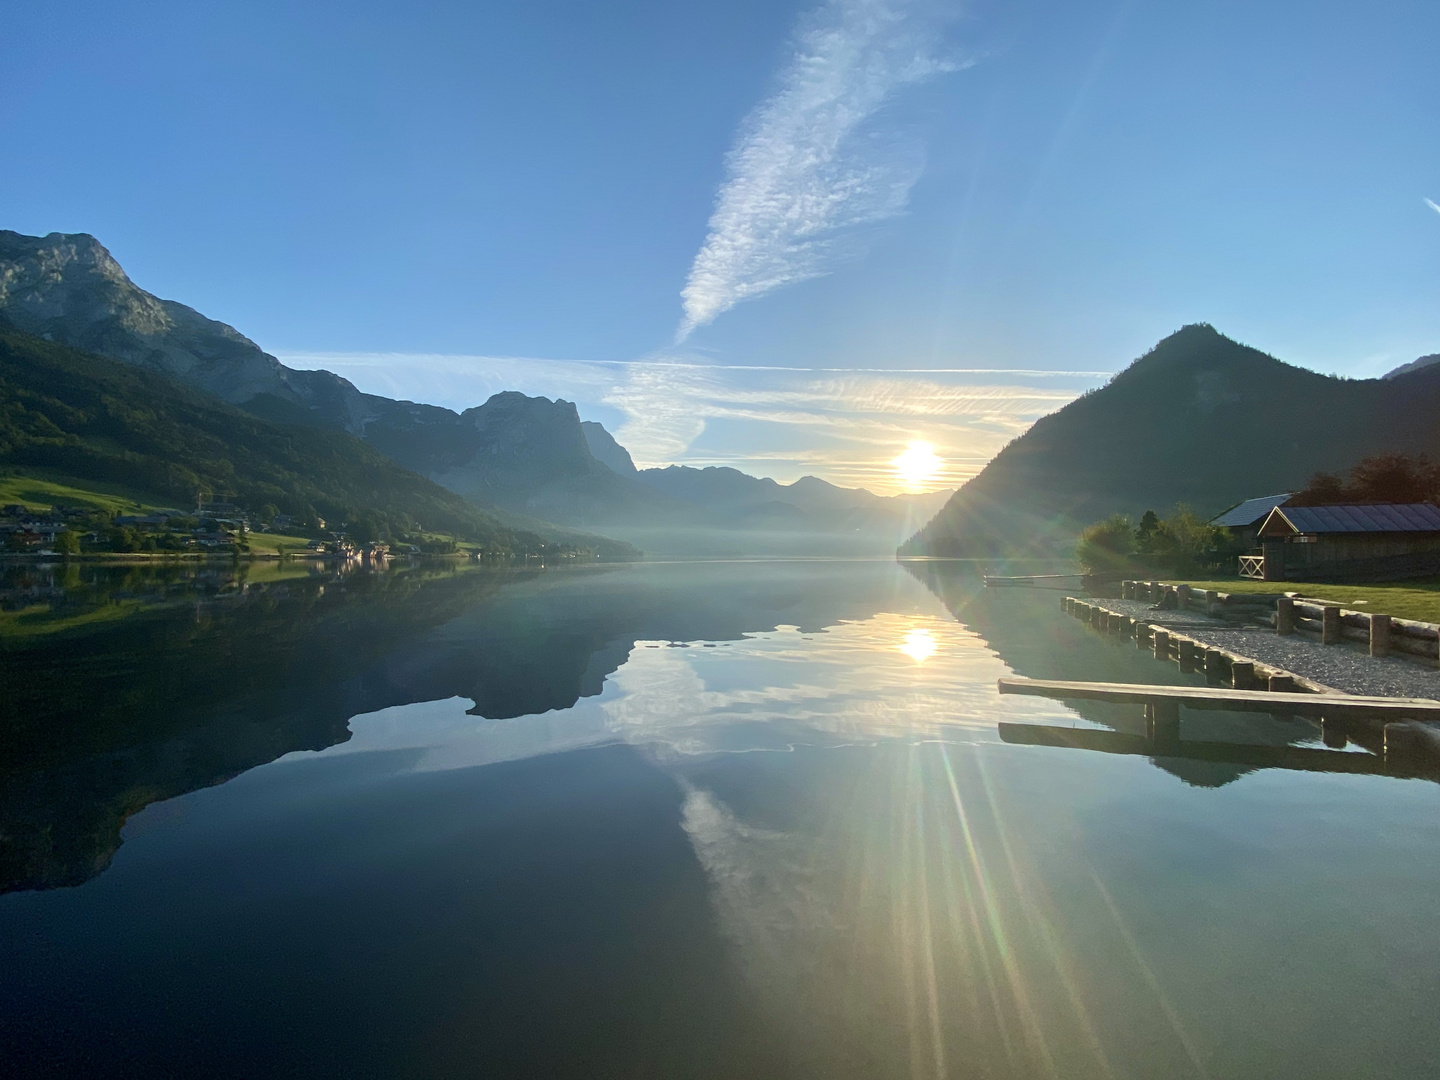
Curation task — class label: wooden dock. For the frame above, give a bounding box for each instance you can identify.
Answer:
[997,676,1440,763]
[982,572,1123,590]
[996,722,1440,780]
[997,677,1440,721]
[990,589,1440,770]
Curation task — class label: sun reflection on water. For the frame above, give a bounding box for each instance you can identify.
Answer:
[900,627,937,663]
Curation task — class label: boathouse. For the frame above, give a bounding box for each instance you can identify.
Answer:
[1251,503,1440,582]
[1209,492,1293,548]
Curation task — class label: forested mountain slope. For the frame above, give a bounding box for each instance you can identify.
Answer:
[904,325,1440,555]
[0,322,631,553]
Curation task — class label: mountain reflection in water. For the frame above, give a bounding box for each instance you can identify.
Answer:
[3,559,1440,1079]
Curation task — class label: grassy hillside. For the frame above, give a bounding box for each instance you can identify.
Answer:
[905,325,1440,556]
[0,471,176,515]
[0,323,629,553]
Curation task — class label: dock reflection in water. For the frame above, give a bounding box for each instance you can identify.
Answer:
[2,559,1439,1079]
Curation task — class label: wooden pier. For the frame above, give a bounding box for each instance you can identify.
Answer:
[993,591,1440,769]
[997,677,1440,720]
[996,722,1440,780]
[997,677,1440,766]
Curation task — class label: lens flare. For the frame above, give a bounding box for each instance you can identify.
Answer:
[893,441,942,488]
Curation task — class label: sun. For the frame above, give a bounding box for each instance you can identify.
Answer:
[892,441,942,488]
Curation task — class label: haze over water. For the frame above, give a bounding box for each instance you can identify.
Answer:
[3,560,1439,1079]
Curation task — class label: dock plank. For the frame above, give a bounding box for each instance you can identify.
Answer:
[997,677,1440,719]
[996,723,1397,776]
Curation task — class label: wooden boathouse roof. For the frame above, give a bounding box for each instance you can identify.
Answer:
[1209,493,1293,528]
[1258,503,1440,537]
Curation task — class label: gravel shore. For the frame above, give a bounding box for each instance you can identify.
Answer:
[1097,597,1440,699]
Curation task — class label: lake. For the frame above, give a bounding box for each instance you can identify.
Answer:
[3,559,1439,1079]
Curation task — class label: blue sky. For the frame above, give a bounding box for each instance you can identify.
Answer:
[4,1,1439,491]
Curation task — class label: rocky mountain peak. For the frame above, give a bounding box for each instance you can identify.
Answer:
[581,421,638,475]
[460,392,593,470]
[0,228,374,430]
[0,230,171,339]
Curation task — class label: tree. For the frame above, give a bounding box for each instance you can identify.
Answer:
[1076,514,1134,572]
[1147,505,1228,573]
[53,529,81,555]
[1134,510,1160,553]
[1348,453,1440,503]
[1292,453,1440,505]
[346,515,380,546]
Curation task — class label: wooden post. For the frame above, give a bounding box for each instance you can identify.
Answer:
[1321,605,1341,646]
[1176,584,1192,610]
[1122,580,1134,600]
[1091,606,1104,629]
[1146,699,1181,751]
[1370,613,1391,658]
[1321,717,1348,749]
[1205,590,1219,617]
[1276,596,1295,636]
[1267,673,1298,719]
[1230,660,1258,690]
[1152,628,1171,660]
[1203,648,1226,682]
[1386,723,1423,758]
[1177,638,1198,674]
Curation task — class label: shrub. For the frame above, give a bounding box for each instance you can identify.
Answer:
[1076,514,1135,572]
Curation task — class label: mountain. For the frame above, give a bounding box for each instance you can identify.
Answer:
[0,230,374,429]
[0,321,634,555]
[640,465,950,520]
[0,229,945,552]
[904,324,1440,556]
[581,421,638,475]
[1384,353,1440,379]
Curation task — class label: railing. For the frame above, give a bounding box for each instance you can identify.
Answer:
[1238,554,1265,579]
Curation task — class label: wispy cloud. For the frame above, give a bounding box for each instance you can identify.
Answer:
[1427,197,1440,217]
[677,0,962,340]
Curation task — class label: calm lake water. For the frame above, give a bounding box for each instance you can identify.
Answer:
[3,559,1439,1079]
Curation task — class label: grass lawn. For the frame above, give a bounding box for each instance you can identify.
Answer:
[1175,577,1440,623]
[0,471,175,515]
[244,531,321,556]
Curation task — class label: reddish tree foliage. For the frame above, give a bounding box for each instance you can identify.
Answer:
[1291,453,1440,506]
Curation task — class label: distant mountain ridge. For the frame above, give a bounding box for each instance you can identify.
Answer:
[904,324,1440,556]
[1384,353,1440,379]
[0,229,950,551]
[638,464,951,517]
